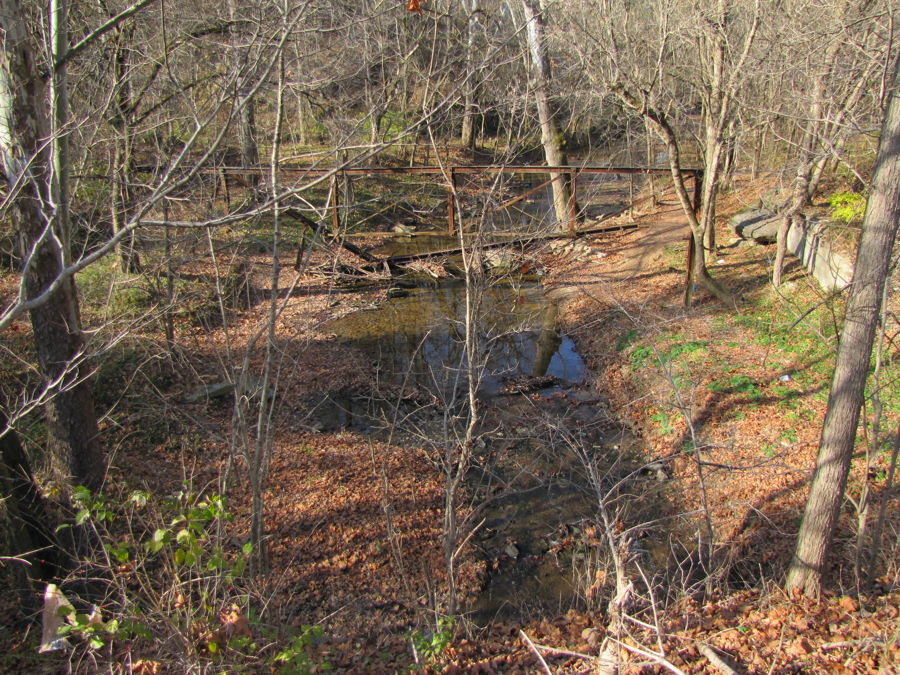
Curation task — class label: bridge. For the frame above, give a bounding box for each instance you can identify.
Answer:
[215,163,703,237]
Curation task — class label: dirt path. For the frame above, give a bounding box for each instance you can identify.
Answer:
[593,199,690,282]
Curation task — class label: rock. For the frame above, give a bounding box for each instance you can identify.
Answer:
[184,381,234,403]
[644,461,670,481]
[483,249,519,274]
[730,208,780,242]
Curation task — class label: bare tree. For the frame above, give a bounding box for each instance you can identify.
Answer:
[562,0,755,305]
[0,0,106,491]
[786,56,900,597]
[772,0,888,287]
[521,0,576,231]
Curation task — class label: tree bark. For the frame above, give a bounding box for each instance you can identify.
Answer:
[0,0,105,491]
[460,0,480,151]
[612,84,734,306]
[1,411,59,583]
[786,57,900,597]
[522,0,576,231]
[227,0,260,190]
[110,21,142,272]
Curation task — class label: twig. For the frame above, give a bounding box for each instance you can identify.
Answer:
[608,637,687,675]
[697,643,740,675]
[451,517,486,564]
[822,638,884,651]
[520,630,553,675]
[528,641,597,661]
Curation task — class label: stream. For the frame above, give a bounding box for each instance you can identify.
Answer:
[312,171,659,622]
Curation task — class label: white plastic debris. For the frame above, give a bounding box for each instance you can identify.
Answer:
[779,374,791,382]
[39,584,74,653]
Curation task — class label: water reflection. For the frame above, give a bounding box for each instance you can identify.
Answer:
[324,280,587,399]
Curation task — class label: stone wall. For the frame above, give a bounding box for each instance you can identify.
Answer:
[730,209,855,291]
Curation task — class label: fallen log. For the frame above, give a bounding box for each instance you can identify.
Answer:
[381,221,637,265]
[285,206,385,267]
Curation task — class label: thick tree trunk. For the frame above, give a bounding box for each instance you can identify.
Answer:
[1,411,59,583]
[0,0,105,491]
[786,59,900,597]
[522,0,576,230]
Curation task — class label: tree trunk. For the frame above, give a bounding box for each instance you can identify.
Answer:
[1,411,59,583]
[612,84,733,306]
[786,58,900,597]
[522,0,576,230]
[110,22,141,273]
[228,0,260,190]
[773,166,811,288]
[460,0,480,152]
[0,0,105,492]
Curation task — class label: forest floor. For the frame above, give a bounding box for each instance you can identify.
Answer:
[2,174,898,673]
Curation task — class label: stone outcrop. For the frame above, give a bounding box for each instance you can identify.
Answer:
[730,209,854,291]
[729,208,780,243]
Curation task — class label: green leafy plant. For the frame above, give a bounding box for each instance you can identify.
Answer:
[629,344,654,369]
[708,374,761,401]
[409,617,454,668]
[780,428,798,444]
[270,625,331,674]
[650,411,675,435]
[616,329,639,351]
[665,340,707,360]
[56,486,263,666]
[828,190,866,225]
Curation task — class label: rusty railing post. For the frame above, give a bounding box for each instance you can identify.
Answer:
[567,170,578,236]
[447,168,457,235]
[330,172,340,231]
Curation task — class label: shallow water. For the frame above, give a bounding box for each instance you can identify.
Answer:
[324,279,587,398]
[312,171,660,622]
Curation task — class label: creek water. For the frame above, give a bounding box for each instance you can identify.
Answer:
[324,280,587,397]
[314,170,654,621]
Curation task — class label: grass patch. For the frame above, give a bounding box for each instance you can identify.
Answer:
[76,256,153,320]
[708,374,762,401]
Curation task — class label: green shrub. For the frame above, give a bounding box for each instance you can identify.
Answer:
[828,191,866,225]
[51,485,329,672]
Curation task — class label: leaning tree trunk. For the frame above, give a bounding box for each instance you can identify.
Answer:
[522,0,576,231]
[786,58,900,597]
[0,0,105,491]
[612,84,734,306]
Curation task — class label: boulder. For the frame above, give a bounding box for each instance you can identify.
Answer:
[730,208,780,243]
